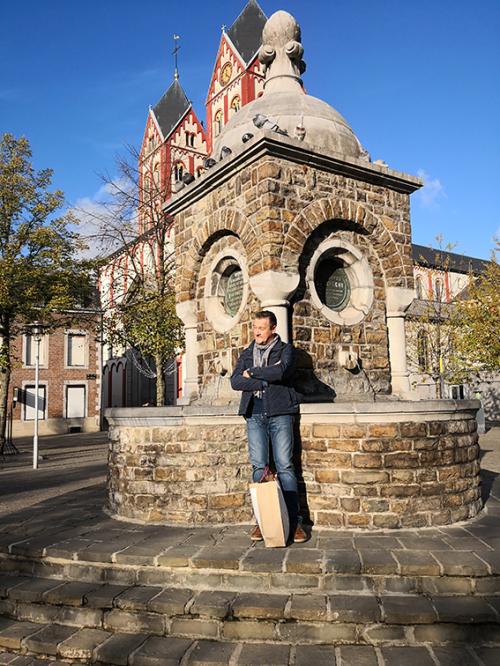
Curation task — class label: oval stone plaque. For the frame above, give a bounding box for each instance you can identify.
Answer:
[223,268,244,316]
[315,261,350,311]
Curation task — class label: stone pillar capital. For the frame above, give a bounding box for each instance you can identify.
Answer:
[386,287,414,318]
[176,300,198,328]
[249,270,300,306]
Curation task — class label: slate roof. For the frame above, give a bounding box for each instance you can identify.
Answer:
[412,244,488,275]
[227,0,267,64]
[152,79,191,139]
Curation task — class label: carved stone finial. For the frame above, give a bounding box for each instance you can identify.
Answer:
[258,11,306,94]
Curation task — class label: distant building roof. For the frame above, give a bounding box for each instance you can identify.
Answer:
[226,0,267,64]
[412,243,488,275]
[152,79,191,139]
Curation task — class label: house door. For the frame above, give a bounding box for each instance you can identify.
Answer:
[66,385,86,418]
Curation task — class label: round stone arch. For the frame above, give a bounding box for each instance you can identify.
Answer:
[178,207,263,302]
[281,197,406,286]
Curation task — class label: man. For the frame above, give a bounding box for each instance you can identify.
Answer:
[230,310,307,543]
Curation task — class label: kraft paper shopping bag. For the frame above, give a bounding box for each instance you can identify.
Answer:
[249,479,290,547]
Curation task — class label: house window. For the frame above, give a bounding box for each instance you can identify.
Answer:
[214,110,223,136]
[417,330,430,372]
[24,334,47,367]
[174,162,185,182]
[230,96,241,114]
[67,333,86,367]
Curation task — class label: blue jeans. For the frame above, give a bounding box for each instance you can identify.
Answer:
[246,413,299,526]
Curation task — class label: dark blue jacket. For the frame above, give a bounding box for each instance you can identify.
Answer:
[230,339,299,417]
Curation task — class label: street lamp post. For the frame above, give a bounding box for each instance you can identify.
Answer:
[28,321,44,470]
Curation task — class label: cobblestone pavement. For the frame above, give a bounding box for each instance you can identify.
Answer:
[0,432,107,516]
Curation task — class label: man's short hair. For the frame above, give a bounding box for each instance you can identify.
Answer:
[254,310,277,328]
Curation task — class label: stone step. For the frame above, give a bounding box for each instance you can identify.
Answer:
[1,620,500,666]
[2,575,500,648]
[1,539,500,597]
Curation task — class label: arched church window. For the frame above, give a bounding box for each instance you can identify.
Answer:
[230,96,241,114]
[190,133,195,147]
[153,165,160,187]
[144,175,151,195]
[214,110,223,137]
[173,162,185,182]
[435,278,443,302]
[417,330,430,371]
[415,276,423,299]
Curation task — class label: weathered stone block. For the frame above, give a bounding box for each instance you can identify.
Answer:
[93,632,149,666]
[103,609,164,635]
[23,624,77,656]
[312,424,341,438]
[129,636,193,666]
[169,618,219,639]
[59,628,111,660]
[222,620,276,641]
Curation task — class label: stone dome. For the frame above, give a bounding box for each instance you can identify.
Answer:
[212,90,368,160]
[212,10,369,161]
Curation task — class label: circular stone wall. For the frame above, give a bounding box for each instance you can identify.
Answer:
[105,401,482,529]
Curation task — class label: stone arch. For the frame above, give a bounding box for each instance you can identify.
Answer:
[281,197,408,288]
[178,207,263,301]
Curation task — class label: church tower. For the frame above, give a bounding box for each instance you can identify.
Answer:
[206,0,267,154]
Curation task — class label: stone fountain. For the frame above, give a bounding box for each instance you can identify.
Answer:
[105,10,481,529]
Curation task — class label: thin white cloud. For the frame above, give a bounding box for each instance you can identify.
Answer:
[416,169,446,207]
[68,178,137,260]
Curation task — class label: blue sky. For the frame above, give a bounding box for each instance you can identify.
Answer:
[1,0,499,259]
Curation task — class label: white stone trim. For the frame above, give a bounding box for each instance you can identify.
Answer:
[306,238,374,326]
[203,248,249,333]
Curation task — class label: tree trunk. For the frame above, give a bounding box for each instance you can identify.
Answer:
[0,336,11,449]
[155,353,165,407]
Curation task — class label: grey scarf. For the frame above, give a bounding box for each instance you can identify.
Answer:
[253,334,280,399]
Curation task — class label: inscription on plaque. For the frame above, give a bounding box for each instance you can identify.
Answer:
[315,261,350,311]
[223,268,244,316]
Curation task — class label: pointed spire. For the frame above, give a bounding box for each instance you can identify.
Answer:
[172,34,180,80]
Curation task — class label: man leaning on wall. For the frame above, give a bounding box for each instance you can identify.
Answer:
[230,310,307,544]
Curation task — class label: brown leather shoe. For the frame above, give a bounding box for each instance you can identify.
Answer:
[293,524,308,543]
[250,524,263,541]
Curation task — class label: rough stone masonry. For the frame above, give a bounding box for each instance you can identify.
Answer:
[106,9,481,529]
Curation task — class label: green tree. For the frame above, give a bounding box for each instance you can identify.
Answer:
[454,240,500,376]
[84,146,184,406]
[0,133,92,447]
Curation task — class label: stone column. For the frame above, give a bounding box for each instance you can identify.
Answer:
[176,300,199,404]
[386,287,414,399]
[249,270,300,342]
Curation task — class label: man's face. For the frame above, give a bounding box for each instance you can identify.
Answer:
[253,317,276,345]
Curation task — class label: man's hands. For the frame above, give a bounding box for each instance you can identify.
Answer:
[242,370,251,378]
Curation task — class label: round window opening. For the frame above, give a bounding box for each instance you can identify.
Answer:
[314,257,351,311]
[221,266,244,317]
